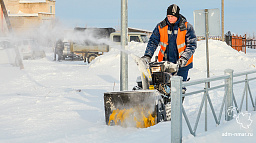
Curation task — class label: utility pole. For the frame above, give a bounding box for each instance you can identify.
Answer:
[205,9,210,87]
[120,0,128,91]
[0,0,24,69]
[0,0,12,32]
[221,0,224,41]
[1,6,3,33]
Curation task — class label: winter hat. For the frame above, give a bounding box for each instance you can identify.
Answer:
[167,4,180,18]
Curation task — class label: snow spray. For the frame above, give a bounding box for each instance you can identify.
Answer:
[96,38,152,90]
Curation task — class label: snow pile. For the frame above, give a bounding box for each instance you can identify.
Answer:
[0,39,256,143]
[192,40,256,77]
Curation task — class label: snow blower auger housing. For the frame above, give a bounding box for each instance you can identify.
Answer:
[104,90,166,128]
[104,61,179,128]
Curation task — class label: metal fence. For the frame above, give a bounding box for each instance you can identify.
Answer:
[247,39,256,49]
[225,33,247,53]
[170,69,256,143]
[198,32,256,52]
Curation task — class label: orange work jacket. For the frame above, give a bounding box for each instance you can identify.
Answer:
[158,22,193,67]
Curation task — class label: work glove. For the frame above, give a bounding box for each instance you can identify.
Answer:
[163,61,179,73]
[141,55,151,64]
[177,57,188,68]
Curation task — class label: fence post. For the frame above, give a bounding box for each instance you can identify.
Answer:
[225,31,232,46]
[255,96,256,111]
[224,69,234,121]
[244,34,246,54]
[171,76,183,143]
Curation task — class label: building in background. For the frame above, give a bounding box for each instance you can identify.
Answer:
[1,0,55,34]
[128,27,152,38]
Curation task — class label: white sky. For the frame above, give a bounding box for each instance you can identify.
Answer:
[55,0,256,36]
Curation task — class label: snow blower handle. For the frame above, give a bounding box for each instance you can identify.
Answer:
[141,55,151,65]
[163,61,179,75]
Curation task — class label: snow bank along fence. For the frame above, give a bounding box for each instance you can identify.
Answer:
[170,69,256,143]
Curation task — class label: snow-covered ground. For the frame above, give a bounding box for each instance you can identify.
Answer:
[0,40,256,143]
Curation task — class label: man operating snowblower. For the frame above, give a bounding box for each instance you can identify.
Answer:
[142,4,197,84]
[103,4,197,128]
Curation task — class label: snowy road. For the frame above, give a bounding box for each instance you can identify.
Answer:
[0,40,256,143]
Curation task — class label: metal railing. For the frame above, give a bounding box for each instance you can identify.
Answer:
[246,39,256,49]
[170,69,256,143]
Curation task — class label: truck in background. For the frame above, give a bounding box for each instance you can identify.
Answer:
[110,32,148,44]
[61,27,149,63]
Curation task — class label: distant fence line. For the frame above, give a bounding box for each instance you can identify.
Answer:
[197,36,222,41]
[247,39,256,49]
[197,32,256,54]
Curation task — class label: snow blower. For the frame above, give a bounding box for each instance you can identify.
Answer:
[104,58,179,128]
